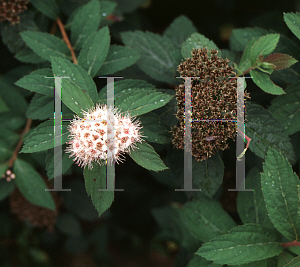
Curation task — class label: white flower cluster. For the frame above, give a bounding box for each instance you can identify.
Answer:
[65,104,144,169]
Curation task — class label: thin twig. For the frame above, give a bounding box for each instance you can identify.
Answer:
[56,18,78,64]
[282,240,300,248]
[8,118,32,168]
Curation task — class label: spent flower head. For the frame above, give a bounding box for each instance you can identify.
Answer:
[172,48,251,161]
[66,104,144,169]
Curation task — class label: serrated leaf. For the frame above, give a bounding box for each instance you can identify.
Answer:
[45,148,74,179]
[129,141,168,172]
[115,89,173,117]
[197,224,282,265]
[13,158,55,210]
[138,112,171,144]
[284,255,300,267]
[30,0,59,20]
[78,26,110,77]
[20,31,71,61]
[263,53,298,70]
[51,56,97,103]
[163,15,197,49]
[15,46,46,64]
[250,34,280,66]
[277,251,297,267]
[261,148,300,240]
[70,0,101,50]
[15,68,54,97]
[237,167,274,229]
[121,31,178,84]
[83,164,114,217]
[188,255,222,267]
[20,119,69,153]
[245,103,296,165]
[99,1,117,24]
[181,32,219,59]
[181,198,236,243]
[268,81,300,135]
[250,69,285,95]
[239,39,257,72]
[284,12,300,41]
[229,27,270,52]
[97,45,141,75]
[26,94,54,120]
[192,153,224,198]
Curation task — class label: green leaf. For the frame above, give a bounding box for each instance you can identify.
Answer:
[129,141,169,172]
[163,15,197,49]
[20,119,69,154]
[0,129,19,147]
[70,0,101,50]
[14,46,46,64]
[263,53,298,70]
[96,45,141,75]
[277,251,297,267]
[245,103,296,165]
[239,39,257,72]
[0,95,9,113]
[83,164,114,217]
[284,12,300,40]
[30,0,59,20]
[0,113,26,131]
[78,26,110,77]
[192,153,224,198]
[45,148,74,180]
[268,81,300,135]
[0,140,13,162]
[197,224,282,265]
[26,94,54,120]
[99,1,117,24]
[188,255,222,267]
[15,68,54,97]
[56,213,82,237]
[250,34,280,65]
[20,31,71,61]
[138,112,171,144]
[237,167,274,229]
[181,198,236,243]
[13,158,55,210]
[284,256,300,267]
[51,56,98,103]
[229,27,270,52]
[115,89,174,117]
[250,69,285,95]
[261,148,300,241]
[0,163,14,201]
[181,32,219,59]
[121,31,178,84]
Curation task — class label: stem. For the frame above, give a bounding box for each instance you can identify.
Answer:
[282,240,300,248]
[8,118,32,169]
[56,18,78,64]
[241,66,253,76]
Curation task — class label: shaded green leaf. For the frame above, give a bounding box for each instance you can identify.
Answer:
[284,255,300,267]
[250,69,285,95]
[277,251,297,267]
[83,164,114,217]
[237,167,274,229]
[197,224,282,265]
[56,213,82,236]
[51,56,97,103]
[26,94,54,120]
[97,45,141,75]
[30,0,59,20]
[121,31,178,84]
[163,15,197,49]
[13,158,55,210]
[15,46,46,64]
[239,39,257,72]
[284,12,300,40]
[181,32,219,59]
[15,68,54,97]
[245,103,296,165]
[188,255,222,267]
[0,163,14,201]
[261,148,300,241]
[182,198,236,243]
[268,81,300,135]
[78,26,110,77]
[0,139,13,162]
[20,119,69,153]
[20,31,71,61]
[129,141,169,172]
[115,89,173,117]
[70,0,101,50]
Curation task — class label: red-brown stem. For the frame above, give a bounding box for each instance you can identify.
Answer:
[56,18,78,64]
[282,240,300,248]
[8,118,32,169]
